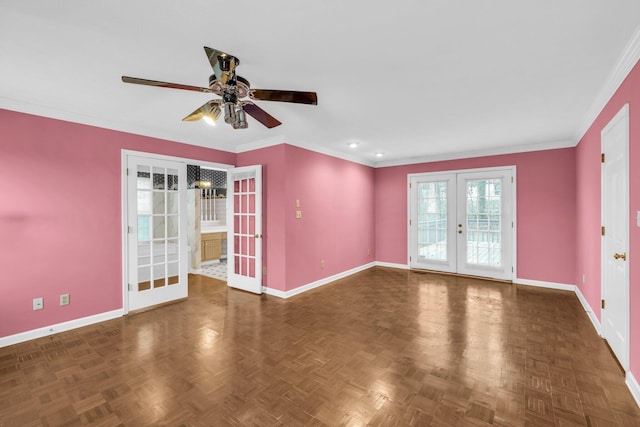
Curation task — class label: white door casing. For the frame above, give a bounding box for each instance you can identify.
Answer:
[126,155,188,311]
[601,104,630,371]
[227,165,263,294]
[409,167,515,281]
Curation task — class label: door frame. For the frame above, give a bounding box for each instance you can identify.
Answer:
[407,165,517,281]
[600,103,630,371]
[121,149,233,314]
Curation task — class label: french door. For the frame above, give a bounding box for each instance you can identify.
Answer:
[227,165,262,294]
[126,155,188,311]
[409,168,514,281]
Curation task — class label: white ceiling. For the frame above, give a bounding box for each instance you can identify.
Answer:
[1,1,639,166]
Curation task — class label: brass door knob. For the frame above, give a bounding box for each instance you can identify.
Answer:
[613,252,627,261]
[458,230,462,234]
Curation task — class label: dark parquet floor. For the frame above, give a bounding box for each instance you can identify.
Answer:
[1,267,639,426]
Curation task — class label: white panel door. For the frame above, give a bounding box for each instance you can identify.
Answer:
[227,165,262,294]
[409,168,514,281]
[601,104,629,371]
[127,155,188,311]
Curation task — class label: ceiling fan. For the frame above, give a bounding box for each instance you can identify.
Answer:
[122,47,317,129]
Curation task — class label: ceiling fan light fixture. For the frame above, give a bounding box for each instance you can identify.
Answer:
[223,101,236,124]
[233,107,248,129]
[203,103,221,126]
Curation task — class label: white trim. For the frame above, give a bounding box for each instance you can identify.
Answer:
[376,139,575,168]
[263,287,288,298]
[0,309,124,349]
[121,149,234,170]
[237,139,375,167]
[627,372,640,408]
[515,277,575,292]
[264,262,376,299]
[575,285,603,336]
[235,135,286,153]
[375,261,410,270]
[576,24,640,142]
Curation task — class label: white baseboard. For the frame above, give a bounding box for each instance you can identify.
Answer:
[0,309,124,349]
[375,261,410,270]
[627,372,640,408]
[515,277,575,292]
[575,286,602,336]
[264,262,376,299]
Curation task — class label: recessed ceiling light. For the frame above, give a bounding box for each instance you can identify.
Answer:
[375,152,384,158]
[349,142,359,148]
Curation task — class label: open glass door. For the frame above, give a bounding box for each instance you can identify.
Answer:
[127,155,188,311]
[227,165,262,294]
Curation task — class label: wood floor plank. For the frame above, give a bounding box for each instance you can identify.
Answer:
[1,268,639,426]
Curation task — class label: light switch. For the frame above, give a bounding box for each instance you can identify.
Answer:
[296,199,300,208]
[637,211,640,227]
[296,210,302,219]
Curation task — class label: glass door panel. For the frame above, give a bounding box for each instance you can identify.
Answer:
[127,156,187,311]
[409,174,456,273]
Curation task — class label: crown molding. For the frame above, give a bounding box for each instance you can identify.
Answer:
[374,138,575,168]
[575,24,640,143]
[236,136,375,167]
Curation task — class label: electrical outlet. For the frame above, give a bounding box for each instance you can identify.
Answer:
[320,260,325,268]
[368,248,371,256]
[60,294,70,306]
[296,210,302,219]
[33,297,43,311]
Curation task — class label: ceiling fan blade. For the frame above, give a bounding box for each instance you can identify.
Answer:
[251,89,317,105]
[122,76,214,93]
[242,102,282,128]
[182,100,222,122]
[204,47,238,85]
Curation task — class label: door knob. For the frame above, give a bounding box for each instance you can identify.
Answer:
[613,252,627,261]
[458,230,462,234]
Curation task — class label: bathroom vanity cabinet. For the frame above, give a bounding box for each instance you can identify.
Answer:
[201,232,226,262]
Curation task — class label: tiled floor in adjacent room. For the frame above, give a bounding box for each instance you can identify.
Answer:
[1,267,639,426]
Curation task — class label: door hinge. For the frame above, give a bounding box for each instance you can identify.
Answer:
[128,283,133,291]
[409,219,412,226]
[409,256,412,262]
[601,299,605,309]
[409,182,412,189]
[128,226,133,234]
[511,176,514,183]
[601,226,605,236]
[126,168,130,176]
[601,153,605,163]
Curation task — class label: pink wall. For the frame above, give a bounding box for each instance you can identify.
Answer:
[576,59,640,377]
[0,109,235,337]
[284,145,375,290]
[374,148,577,285]
[238,144,375,292]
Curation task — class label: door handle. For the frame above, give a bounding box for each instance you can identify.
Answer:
[613,252,627,261]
